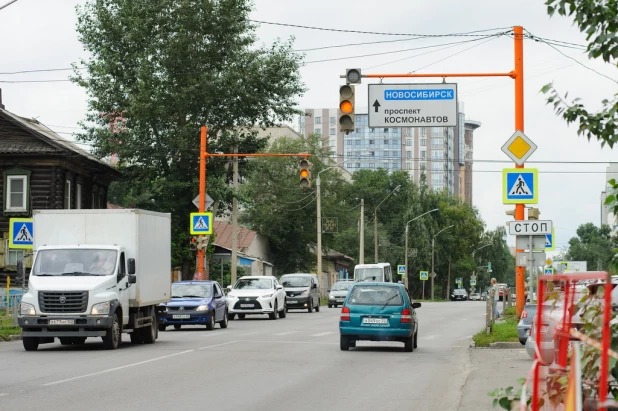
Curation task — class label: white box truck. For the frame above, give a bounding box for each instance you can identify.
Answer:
[18,209,172,351]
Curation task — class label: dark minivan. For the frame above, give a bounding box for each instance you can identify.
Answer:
[280,273,320,313]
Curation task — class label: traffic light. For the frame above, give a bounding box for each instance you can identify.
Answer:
[196,236,208,251]
[345,68,362,84]
[488,262,492,271]
[299,158,312,189]
[528,207,540,220]
[189,237,197,252]
[339,84,355,134]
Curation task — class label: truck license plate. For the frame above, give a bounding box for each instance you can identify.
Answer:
[287,301,297,304]
[49,319,74,325]
[172,315,190,319]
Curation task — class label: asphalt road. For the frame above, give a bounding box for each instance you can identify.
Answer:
[1,301,485,411]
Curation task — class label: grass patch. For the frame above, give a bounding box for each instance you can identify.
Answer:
[0,312,20,341]
[473,318,519,347]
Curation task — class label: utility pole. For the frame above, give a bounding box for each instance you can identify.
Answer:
[447,256,451,299]
[431,237,435,300]
[231,144,239,284]
[374,185,401,262]
[404,225,409,290]
[404,209,438,291]
[359,199,364,264]
[196,126,208,280]
[316,174,322,278]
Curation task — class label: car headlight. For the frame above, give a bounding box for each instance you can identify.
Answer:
[91,301,111,315]
[300,290,309,296]
[227,293,238,299]
[20,302,35,316]
[196,305,209,312]
[261,294,273,299]
[329,294,335,299]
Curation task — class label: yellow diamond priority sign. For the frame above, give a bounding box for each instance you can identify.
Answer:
[501,130,537,166]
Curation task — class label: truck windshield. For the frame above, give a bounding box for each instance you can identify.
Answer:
[33,249,118,276]
[354,268,384,282]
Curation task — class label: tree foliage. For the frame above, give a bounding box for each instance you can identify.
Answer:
[72,0,305,272]
[542,0,618,147]
[565,222,616,271]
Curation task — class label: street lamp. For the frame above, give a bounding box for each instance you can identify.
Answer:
[404,208,439,289]
[316,154,369,279]
[431,224,454,301]
[374,185,402,262]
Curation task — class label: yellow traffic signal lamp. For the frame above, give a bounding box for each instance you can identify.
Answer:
[299,158,312,189]
[339,84,355,134]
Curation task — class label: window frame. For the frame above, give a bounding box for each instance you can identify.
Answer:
[3,168,31,215]
[76,183,83,209]
[64,179,72,209]
[5,239,25,266]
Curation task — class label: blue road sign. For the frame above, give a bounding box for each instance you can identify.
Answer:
[190,212,213,235]
[502,168,538,204]
[456,277,462,284]
[545,227,555,251]
[419,271,429,281]
[9,218,34,249]
[470,279,477,286]
[544,268,554,275]
[397,265,406,275]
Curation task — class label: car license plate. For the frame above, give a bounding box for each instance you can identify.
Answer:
[172,315,190,319]
[288,300,297,304]
[240,304,254,308]
[363,318,388,324]
[540,325,549,334]
[49,319,74,325]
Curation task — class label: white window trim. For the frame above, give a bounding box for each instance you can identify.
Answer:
[76,183,82,209]
[65,179,72,210]
[5,239,25,266]
[6,175,28,212]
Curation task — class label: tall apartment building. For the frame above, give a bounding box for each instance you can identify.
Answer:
[298,105,481,204]
[600,162,618,233]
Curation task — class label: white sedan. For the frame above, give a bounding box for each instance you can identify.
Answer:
[469,293,481,301]
[226,276,287,320]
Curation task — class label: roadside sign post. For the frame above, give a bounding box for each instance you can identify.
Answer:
[9,218,34,249]
[419,271,429,299]
[397,265,406,276]
[502,168,539,205]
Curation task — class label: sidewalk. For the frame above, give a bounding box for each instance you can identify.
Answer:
[459,347,532,410]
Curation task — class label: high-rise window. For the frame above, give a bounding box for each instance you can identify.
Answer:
[315,117,322,125]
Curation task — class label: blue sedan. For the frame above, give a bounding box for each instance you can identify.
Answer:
[159,280,228,331]
[339,282,421,352]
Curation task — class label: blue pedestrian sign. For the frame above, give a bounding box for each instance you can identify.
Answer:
[545,227,555,251]
[470,279,477,286]
[9,218,34,249]
[502,168,538,204]
[544,268,554,275]
[189,212,213,235]
[419,271,429,281]
[397,265,406,275]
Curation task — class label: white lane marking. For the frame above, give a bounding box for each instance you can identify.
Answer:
[238,332,259,336]
[274,331,297,336]
[0,393,8,397]
[423,335,438,340]
[42,349,196,386]
[42,341,239,387]
[243,340,338,345]
[197,341,238,351]
[311,332,333,337]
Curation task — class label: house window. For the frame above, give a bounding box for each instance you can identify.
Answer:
[329,140,336,147]
[92,192,96,209]
[330,128,336,135]
[384,139,389,145]
[406,138,412,146]
[432,138,443,148]
[76,184,82,209]
[99,190,105,209]
[421,150,426,159]
[383,128,389,132]
[369,163,375,168]
[6,175,27,212]
[419,161,426,170]
[406,151,412,159]
[315,117,322,125]
[65,179,71,209]
[421,127,427,136]
[406,162,413,170]
[329,117,336,126]
[315,128,321,135]
[420,139,427,146]
[369,139,375,144]
[5,240,24,266]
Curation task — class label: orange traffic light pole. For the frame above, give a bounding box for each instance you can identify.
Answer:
[348,26,526,318]
[196,125,311,280]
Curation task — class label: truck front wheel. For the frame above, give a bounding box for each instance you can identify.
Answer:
[23,337,39,351]
[102,312,121,350]
[142,311,157,344]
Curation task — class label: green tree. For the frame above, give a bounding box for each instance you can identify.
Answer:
[239,134,346,273]
[73,0,305,274]
[565,223,616,271]
[542,0,618,147]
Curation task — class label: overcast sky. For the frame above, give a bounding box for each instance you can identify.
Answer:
[1,0,616,258]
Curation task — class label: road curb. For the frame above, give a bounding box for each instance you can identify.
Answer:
[488,342,522,349]
[0,334,22,342]
[469,340,476,349]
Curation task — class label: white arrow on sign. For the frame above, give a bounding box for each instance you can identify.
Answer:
[192,194,214,210]
[508,220,552,236]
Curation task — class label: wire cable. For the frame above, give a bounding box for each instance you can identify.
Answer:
[295,37,427,52]
[0,0,20,11]
[250,20,512,37]
[278,195,316,212]
[0,79,72,83]
[0,67,83,75]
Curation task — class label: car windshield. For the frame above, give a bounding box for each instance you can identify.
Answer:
[355,268,384,282]
[280,276,310,288]
[234,278,273,289]
[171,283,212,298]
[33,249,118,276]
[332,282,353,291]
[454,289,466,294]
[348,285,404,306]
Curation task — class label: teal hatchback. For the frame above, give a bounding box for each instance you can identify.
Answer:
[339,282,420,352]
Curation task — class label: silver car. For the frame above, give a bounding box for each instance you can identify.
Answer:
[327,280,354,308]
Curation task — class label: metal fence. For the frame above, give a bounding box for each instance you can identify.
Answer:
[1,290,23,327]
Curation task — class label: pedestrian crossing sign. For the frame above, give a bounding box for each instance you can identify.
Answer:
[502,168,538,204]
[397,265,406,275]
[9,218,34,249]
[190,212,213,235]
[419,271,429,281]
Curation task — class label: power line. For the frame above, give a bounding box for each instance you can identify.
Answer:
[0,79,72,83]
[295,37,426,52]
[0,0,20,11]
[250,19,512,37]
[304,36,503,64]
[0,67,83,75]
